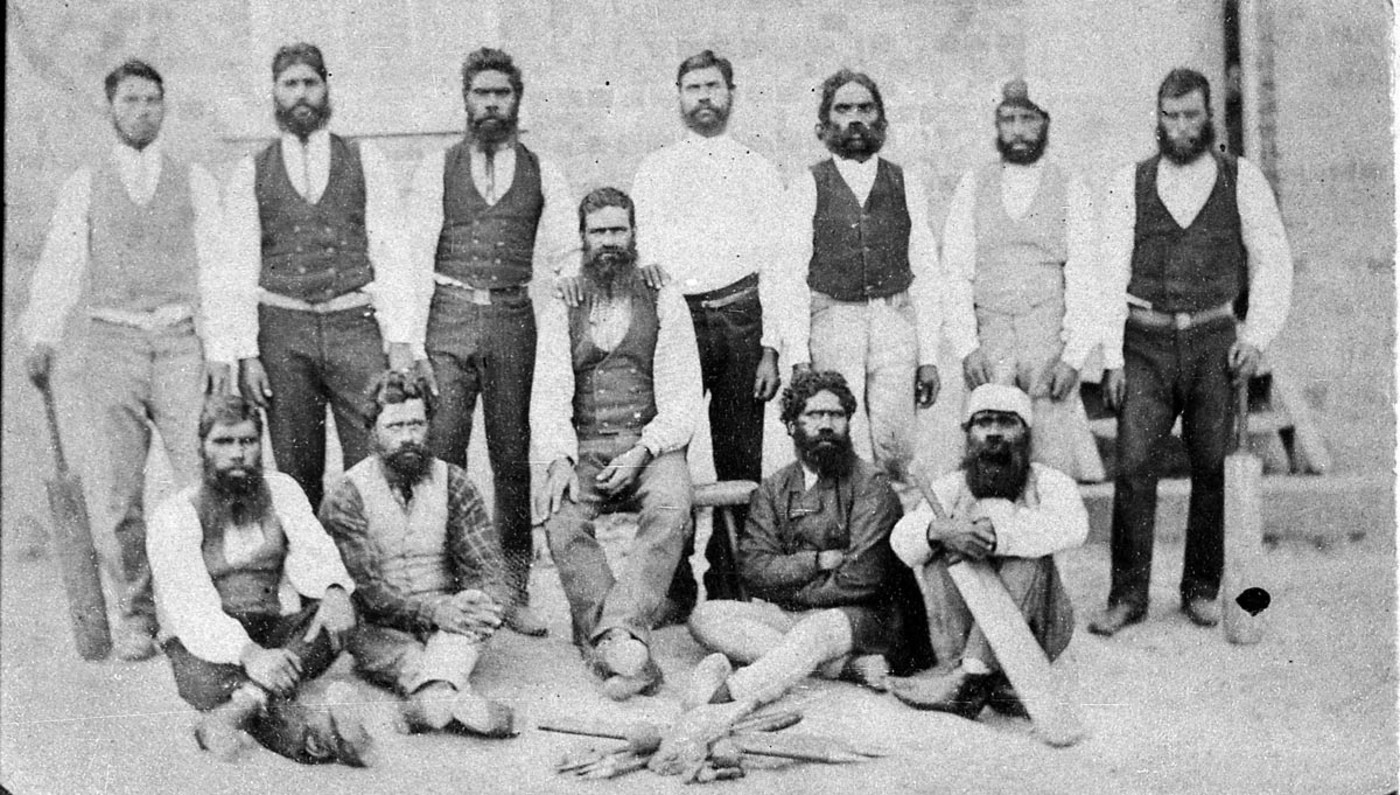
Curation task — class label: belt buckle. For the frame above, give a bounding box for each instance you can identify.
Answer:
[1173,311,1192,330]
[470,287,492,306]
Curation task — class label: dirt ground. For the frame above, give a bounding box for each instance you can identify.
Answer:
[1,499,1395,794]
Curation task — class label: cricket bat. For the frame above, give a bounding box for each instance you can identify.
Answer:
[907,465,1086,747]
[40,383,112,660]
[1223,385,1266,645]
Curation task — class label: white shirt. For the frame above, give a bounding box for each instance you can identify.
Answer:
[21,138,225,351]
[1100,154,1293,368]
[405,142,577,358]
[941,159,1105,370]
[788,155,944,366]
[630,132,808,365]
[890,462,1088,564]
[531,286,703,464]
[217,129,417,363]
[148,472,355,665]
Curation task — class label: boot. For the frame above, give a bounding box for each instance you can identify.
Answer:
[402,681,456,732]
[450,690,516,738]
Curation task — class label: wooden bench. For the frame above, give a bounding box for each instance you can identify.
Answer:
[692,480,759,601]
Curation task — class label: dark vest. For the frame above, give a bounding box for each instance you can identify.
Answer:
[195,491,288,617]
[87,155,202,311]
[435,142,545,289]
[568,280,660,439]
[254,135,373,303]
[1128,153,1247,313]
[807,158,914,301]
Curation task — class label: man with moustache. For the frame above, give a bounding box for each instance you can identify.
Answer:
[147,395,369,765]
[21,59,225,661]
[790,69,944,500]
[887,384,1087,721]
[532,188,702,700]
[403,48,577,637]
[683,370,932,709]
[219,43,416,511]
[1089,68,1292,636]
[942,79,1105,481]
[626,49,807,610]
[319,370,516,738]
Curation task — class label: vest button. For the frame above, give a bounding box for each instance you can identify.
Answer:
[293,225,301,233]
[327,246,336,254]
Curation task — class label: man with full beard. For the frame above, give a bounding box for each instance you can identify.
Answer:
[941,79,1106,482]
[402,48,576,637]
[319,370,516,738]
[147,395,369,765]
[1089,68,1292,636]
[887,384,1087,721]
[532,188,701,700]
[789,69,944,505]
[20,59,225,661]
[622,49,807,612]
[682,370,932,709]
[218,43,417,511]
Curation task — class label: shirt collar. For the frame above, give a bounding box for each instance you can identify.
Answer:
[280,127,330,153]
[833,153,880,178]
[111,135,163,169]
[1158,150,1217,177]
[682,129,733,151]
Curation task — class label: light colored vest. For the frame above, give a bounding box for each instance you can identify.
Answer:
[88,154,200,311]
[972,161,1068,315]
[345,457,453,598]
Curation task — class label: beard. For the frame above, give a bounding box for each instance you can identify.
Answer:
[582,242,639,297]
[196,457,271,529]
[274,96,333,140]
[996,128,1049,165]
[682,99,731,136]
[793,426,855,480]
[468,106,519,147]
[380,441,433,502]
[961,433,1032,501]
[1157,118,1216,165]
[820,119,887,161]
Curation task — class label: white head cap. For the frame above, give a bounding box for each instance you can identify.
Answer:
[963,384,1034,428]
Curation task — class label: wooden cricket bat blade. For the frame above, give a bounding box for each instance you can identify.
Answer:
[1222,451,1266,645]
[944,561,1087,747]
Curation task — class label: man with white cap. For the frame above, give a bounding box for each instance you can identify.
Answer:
[886,383,1087,721]
[941,78,1105,481]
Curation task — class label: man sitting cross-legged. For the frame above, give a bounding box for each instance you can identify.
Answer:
[889,383,1087,720]
[148,395,369,765]
[683,370,931,708]
[319,370,515,738]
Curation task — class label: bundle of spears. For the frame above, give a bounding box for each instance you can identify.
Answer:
[542,700,887,784]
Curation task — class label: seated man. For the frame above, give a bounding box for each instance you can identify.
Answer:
[684,370,932,708]
[148,395,368,765]
[531,187,702,700]
[320,370,515,737]
[889,383,1087,719]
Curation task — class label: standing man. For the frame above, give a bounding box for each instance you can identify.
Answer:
[684,371,931,710]
[790,69,944,498]
[941,79,1105,482]
[320,370,515,738]
[221,42,417,512]
[532,188,702,701]
[403,47,576,638]
[21,59,225,661]
[1090,68,1292,636]
[888,384,1086,721]
[148,395,368,765]
[630,49,808,608]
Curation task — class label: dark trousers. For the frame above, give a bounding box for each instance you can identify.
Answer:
[1109,318,1236,609]
[164,601,339,763]
[425,286,535,603]
[258,304,386,511]
[673,280,765,605]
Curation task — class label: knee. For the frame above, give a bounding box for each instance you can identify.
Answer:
[687,600,742,649]
[790,609,852,651]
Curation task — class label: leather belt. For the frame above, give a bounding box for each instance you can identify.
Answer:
[259,289,373,314]
[89,304,194,331]
[685,272,759,310]
[434,273,527,306]
[1128,301,1235,330]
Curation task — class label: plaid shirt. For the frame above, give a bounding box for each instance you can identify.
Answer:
[319,460,512,633]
